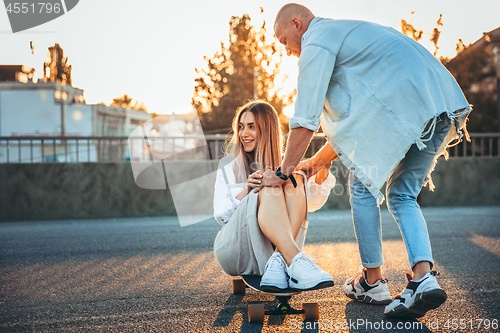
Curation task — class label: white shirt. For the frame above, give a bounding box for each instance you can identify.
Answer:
[213,156,336,226]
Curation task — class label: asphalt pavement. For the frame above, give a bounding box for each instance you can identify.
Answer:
[0,206,499,332]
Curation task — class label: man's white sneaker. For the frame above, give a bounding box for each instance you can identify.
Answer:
[260,252,288,291]
[287,252,334,291]
[343,266,392,305]
[384,271,447,318]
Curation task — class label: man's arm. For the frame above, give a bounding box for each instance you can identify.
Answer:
[259,127,313,188]
[282,127,314,176]
[295,141,338,178]
[259,45,337,189]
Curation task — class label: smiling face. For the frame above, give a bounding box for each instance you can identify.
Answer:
[238,111,258,153]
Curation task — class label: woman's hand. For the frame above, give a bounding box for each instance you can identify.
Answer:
[236,170,264,200]
[246,170,263,192]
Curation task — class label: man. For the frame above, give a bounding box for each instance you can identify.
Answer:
[261,3,471,318]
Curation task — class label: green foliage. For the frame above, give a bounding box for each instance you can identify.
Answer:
[192,13,295,134]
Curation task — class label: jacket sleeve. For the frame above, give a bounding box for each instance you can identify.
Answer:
[290,44,337,131]
[213,161,242,225]
[306,171,336,212]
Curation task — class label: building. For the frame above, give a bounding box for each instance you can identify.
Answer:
[444,26,500,132]
[0,72,151,162]
[0,65,36,83]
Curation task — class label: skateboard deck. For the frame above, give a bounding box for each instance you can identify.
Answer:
[241,275,300,295]
[232,275,324,322]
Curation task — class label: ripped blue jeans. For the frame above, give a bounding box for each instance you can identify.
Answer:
[348,113,452,269]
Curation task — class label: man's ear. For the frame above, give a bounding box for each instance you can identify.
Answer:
[291,17,301,30]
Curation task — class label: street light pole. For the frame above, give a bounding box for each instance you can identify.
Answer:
[61,85,66,137]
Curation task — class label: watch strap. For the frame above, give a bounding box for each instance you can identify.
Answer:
[275,166,298,188]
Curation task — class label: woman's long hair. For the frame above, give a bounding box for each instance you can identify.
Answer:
[226,100,283,183]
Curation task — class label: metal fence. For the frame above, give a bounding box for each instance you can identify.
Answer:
[0,133,498,163]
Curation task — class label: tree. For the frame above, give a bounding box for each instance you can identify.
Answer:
[399,13,499,132]
[400,12,443,57]
[192,11,295,134]
[401,13,498,132]
[111,94,148,112]
[443,43,498,132]
[43,43,72,85]
[429,14,443,56]
[400,12,423,42]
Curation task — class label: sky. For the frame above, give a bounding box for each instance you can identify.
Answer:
[1,0,499,117]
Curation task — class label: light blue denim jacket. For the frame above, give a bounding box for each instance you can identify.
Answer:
[290,17,471,204]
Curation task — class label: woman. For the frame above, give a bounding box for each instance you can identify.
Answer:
[213,100,335,291]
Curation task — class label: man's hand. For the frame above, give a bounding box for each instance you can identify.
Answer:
[296,157,331,177]
[254,168,285,192]
[296,158,332,183]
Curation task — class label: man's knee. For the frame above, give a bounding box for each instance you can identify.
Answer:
[386,190,417,212]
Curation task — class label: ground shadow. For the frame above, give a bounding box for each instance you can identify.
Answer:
[344,301,432,332]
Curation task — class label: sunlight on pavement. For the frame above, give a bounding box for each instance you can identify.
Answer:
[469,232,500,257]
[1,239,498,332]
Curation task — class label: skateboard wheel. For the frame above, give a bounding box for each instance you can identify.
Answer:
[248,304,265,322]
[232,278,246,294]
[303,303,319,321]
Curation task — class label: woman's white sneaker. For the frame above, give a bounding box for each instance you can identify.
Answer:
[384,271,447,318]
[260,252,288,291]
[287,252,334,291]
[343,266,392,305]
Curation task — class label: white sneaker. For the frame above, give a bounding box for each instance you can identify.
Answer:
[260,252,288,291]
[343,266,392,305]
[384,271,447,318]
[287,252,334,291]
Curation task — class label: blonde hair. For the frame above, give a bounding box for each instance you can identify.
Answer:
[226,100,283,183]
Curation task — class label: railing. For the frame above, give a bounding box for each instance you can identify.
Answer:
[0,133,498,163]
[448,133,500,158]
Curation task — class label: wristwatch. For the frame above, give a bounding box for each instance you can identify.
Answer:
[275,166,298,188]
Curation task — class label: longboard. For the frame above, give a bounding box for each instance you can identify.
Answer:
[232,275,322,322]
[242,274,300,295]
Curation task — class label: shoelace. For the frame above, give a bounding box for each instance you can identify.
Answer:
[295,253,320,271]
[266,254,285,272]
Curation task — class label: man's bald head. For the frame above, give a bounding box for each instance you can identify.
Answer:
[274,3,315,32]
[273,3,315,57]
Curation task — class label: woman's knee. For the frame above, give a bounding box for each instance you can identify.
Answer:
[283,176,305,196]
[258,185,284,203]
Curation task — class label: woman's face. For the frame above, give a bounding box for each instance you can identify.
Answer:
[238,111,258,153]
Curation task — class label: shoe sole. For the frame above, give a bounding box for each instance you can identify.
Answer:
[260,285,289,292]
[385,289,447,318]
[291,280,334,291]
[346,293,392,305]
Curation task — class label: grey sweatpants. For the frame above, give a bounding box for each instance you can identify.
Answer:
[213,175,308,276]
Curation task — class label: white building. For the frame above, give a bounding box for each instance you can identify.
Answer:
[0,78,151,162]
